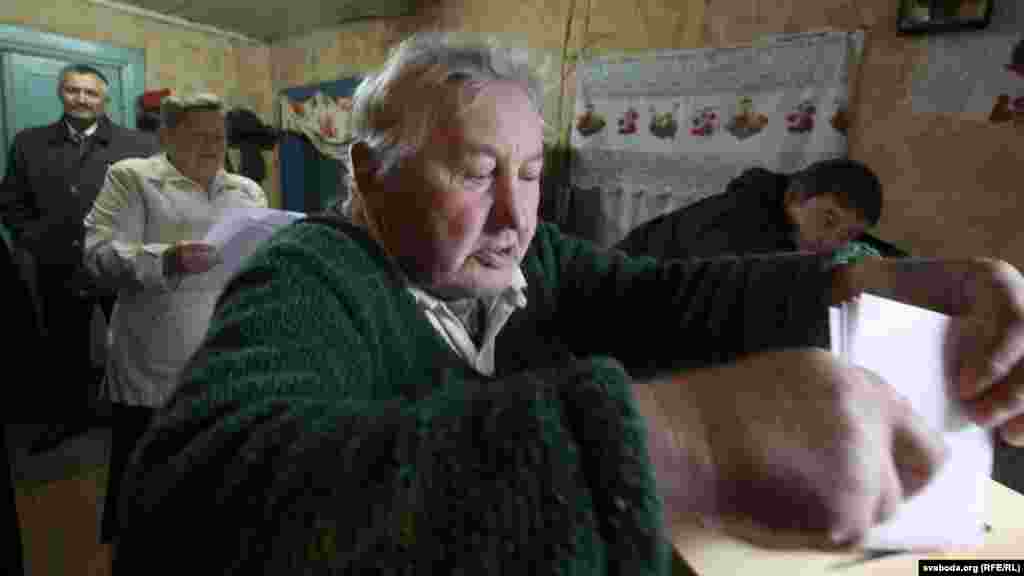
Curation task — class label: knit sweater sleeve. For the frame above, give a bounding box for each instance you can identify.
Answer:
[532,223,835,378]
[115,222,668,575]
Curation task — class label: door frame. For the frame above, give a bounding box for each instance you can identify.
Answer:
[0,23,145,163]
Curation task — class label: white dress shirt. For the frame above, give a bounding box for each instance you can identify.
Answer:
[84,153,267,407]
[407,270,528,376]
[67,120,98,140]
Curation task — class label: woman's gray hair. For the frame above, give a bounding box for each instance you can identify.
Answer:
[161,92,224,130]
[342,32,546,219]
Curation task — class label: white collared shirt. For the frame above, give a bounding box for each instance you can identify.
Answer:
[66,120,98,140]
[84,153,267,407]
[407,271,528,376]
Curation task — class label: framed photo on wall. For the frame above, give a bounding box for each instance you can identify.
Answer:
[898,0,994,34]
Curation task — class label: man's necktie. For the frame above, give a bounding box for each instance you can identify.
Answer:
[69,132,88,199]
[70,132,89,161]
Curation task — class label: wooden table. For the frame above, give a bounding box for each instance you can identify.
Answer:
[673,479,1024,575]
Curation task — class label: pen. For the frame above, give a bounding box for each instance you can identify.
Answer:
[829,549,906,570]
[828,524,992,571]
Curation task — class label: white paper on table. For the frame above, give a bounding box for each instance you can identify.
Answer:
[829,294,993,551]
[179,208,305,291]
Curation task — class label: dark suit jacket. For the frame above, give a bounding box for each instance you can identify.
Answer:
[616,168,796,260]
[614,168,910,352]
[0,115,159,271]
[2,230,44,415]
[615,167,908,260]
[0,115,159,324]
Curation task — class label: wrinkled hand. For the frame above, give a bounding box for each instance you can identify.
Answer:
[164,241,221,277]
[650,348,948,550]
[950,259,1024,446]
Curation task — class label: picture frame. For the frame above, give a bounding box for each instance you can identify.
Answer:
[898,0,994,34]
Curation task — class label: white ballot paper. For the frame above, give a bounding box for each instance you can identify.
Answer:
[829,294,994,551]
[180,208,305,291]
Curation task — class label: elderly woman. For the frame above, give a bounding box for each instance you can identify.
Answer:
[116,33,1024,574]
[83,93,267,549]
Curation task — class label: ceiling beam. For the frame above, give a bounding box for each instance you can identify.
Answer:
[83,0,265,44]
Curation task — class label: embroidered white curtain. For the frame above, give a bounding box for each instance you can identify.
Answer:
[570,29,865,247]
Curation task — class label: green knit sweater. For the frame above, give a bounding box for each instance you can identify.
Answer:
[117,217,835,575]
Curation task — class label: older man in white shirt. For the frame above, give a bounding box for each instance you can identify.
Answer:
[83,92,266,550]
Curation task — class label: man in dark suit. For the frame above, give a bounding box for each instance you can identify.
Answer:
[0,63,159,447]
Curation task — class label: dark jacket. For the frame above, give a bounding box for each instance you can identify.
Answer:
[615,167,908,261]
[1,231,45,419]
[117,218,835,574]
[226,107,279,183]
[616,168,796,260]
[0,115,160,271]
[0,115,159,339]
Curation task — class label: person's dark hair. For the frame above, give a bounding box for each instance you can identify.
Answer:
[58,63,109,89]
[789,158,883,226]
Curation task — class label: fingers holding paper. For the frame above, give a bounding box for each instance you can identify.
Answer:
[950,259,1024,446]
[886,376,953,500]
[854,366,950,505]
[656,349,948,550]
[165,241,222,277]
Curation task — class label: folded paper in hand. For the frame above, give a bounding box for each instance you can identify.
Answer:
[180,208,305,291]
[829,294,994,551]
